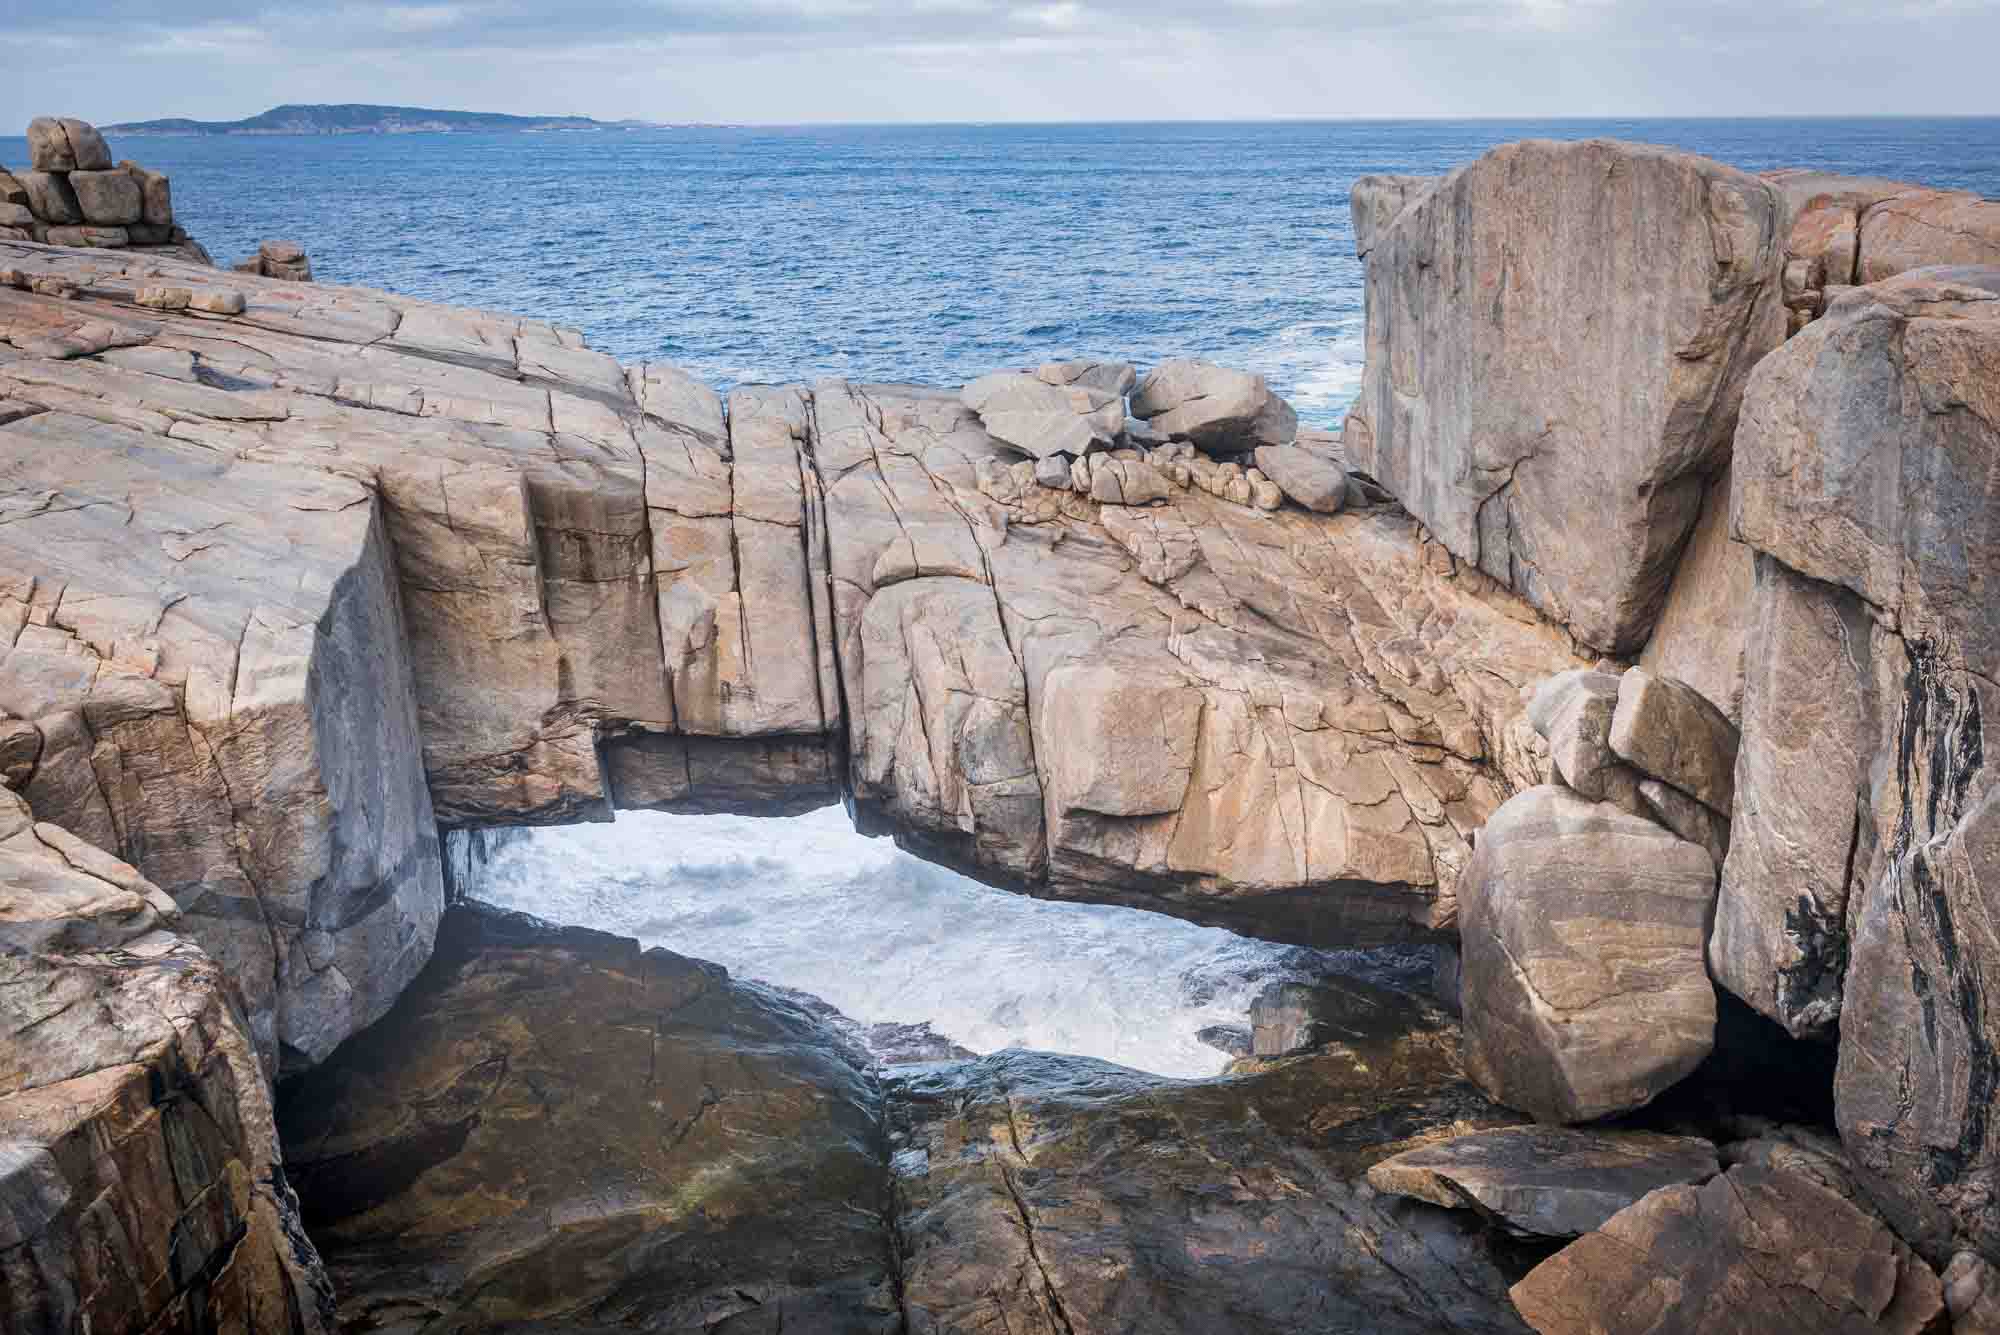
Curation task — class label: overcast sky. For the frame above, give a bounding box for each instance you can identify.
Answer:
[5,1,1998,127]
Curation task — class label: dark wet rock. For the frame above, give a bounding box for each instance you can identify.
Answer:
[1366,1126,1720,1239]
[1509,1164,1946,1335]
[277,902,902,1333]
[1196,1023,1253,1058]
[890,1038,1532,1335]
[1249,974,1452,1058]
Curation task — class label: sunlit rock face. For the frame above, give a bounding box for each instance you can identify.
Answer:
[0,236,1587,1070]
[1343,139,1787,655]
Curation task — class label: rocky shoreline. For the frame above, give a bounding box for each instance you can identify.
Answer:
[4,116,2000,1333]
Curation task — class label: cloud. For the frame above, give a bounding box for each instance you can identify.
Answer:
[3,0,1998,123]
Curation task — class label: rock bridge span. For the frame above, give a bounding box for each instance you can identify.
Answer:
[0,238,1589,1071]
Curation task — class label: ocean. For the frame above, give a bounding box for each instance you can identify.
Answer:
[12,117,1997,1075]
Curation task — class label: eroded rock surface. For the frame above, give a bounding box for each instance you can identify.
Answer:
[1366,1126,1720,1239]
[889,985,1532,1334]
[279,903,900,1332]
[284,902,1536,1334]
[1509,1165,1946,1335]
[1703,267,2000,1261]
[1344,139,1786,653]
[0,786,332,1335]
[0,234,1599,1070]
[1460,785,1718,1124]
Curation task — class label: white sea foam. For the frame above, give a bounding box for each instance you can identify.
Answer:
[464,805,1396,1077]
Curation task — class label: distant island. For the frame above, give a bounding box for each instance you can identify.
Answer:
[103,103,663,136]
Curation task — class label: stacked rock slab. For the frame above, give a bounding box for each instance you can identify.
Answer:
[235,238,313,282]
[1365,1126,1721,1239]
[1766,171,2000,335]
[1130,356,1298,453]
[1343,139,1787,654]
[1,117,209,264]
[1703,266,2000,1264]
[0,786,331,1335]
[0,236,1597,1085]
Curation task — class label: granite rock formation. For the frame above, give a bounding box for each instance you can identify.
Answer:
[0,235,1592,1073]
[1509,1165,1946,1335]
[1459,785,1718,1124]
[0,785,331,1335]
[235,239,314,282]
[1365,1126,1721,1239]
[1,118,209,263]
[1343,139,1787,654]
[280,902,1537,1333]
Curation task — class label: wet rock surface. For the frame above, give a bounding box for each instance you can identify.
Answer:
[281,903,1540,1334]
[277,902,903,1333]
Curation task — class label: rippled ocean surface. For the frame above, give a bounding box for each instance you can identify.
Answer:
[6,118,1997,428]
[14,117,1995,1074]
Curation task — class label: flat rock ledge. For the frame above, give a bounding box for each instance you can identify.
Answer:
[1366,1126,1721,1239]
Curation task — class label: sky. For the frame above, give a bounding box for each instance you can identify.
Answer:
[3,0,1998,127]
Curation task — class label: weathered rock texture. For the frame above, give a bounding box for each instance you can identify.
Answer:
[287,901,1537,1333]
[0,785,332,1335]
[235,239,314,282]
[278,903,901,1332]
[1366,1125,1720,1239]
[1130,356,1298,453]
[1460,785,1718,1124]
[0,236,1599,1074]
[2,118,209,263]
[1344,140,1787,653]
[1509,1165,1946,1335]
[1698,267,2000,1265]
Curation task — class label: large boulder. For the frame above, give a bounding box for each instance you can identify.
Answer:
[67,169,142,226]
[1352,173,1435,258]
[1254,441,1349,512]
[1130,357,1297,453]
[1460,785,1719,1124]
[1343,139,1786,653]
[24,117,112,173]
[1860,192,2000,283]
[1709,558,1873,1038]
[1509,1165,1946,1335]
[1366,1126,1720,1239]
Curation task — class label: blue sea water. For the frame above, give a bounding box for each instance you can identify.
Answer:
[10,117,1995,1073]
[6,118,1997,429]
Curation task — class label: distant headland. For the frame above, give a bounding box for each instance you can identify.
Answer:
[102,103,664,136]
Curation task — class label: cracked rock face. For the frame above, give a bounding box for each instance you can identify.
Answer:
[1702,267,2000,1261]
[0,235,1600,1071]
[1343,139,1787,654]
[0,785,332,1335]
[283,902,1536,1333]
[1459,785,1719,1125]
[1509,1165,1946,1335]
[278,902,902,1333]
[1365,1125,1721,1240]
